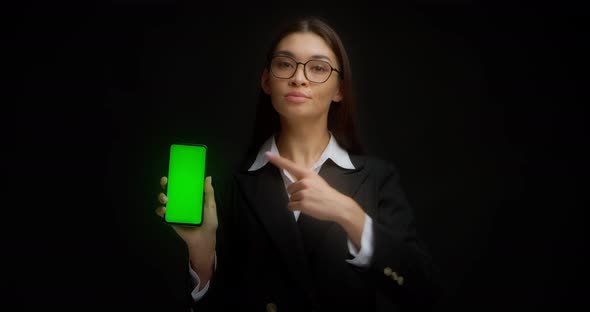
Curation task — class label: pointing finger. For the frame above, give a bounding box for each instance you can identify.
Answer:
[265,152,310,180]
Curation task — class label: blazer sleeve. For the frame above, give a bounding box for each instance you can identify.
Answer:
[369,160,443,309]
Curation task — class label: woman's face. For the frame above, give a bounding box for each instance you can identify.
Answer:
[261,32,342,123]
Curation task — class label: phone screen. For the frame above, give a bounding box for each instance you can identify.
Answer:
[165,143,207,226]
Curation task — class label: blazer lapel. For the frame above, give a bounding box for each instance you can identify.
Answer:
[319,156,367,198]
[235,164,313,299]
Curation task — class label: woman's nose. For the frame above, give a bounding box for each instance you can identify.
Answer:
[290,63,308,85]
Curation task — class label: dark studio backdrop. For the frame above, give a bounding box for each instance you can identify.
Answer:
[4,0,585,311]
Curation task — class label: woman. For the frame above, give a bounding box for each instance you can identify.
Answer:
[156,16,441,312]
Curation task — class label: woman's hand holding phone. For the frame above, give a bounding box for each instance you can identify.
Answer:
[156,175,218,288]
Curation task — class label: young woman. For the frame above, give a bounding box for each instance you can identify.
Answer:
[156,16,441,312]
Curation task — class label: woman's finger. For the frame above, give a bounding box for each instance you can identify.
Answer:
[289,190,304,202]
[287,201,301,212]
[203,176,216,209]
[155,206,166,218]
[266,152,311,181]
[158,192,168,204]
[203,176,218,228]
[286,179,309,196]
[160,176,168,189]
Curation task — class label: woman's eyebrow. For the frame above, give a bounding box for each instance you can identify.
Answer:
[274,50,334,63]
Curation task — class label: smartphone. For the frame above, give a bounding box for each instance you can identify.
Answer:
[164,143,207,226]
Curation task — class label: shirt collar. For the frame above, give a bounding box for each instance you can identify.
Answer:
[248,132,355,172]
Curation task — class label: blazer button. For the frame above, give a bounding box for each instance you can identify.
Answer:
[391,271,399,280]
[384,267,392,276]
[397,276,405,286]
[266,302,277,312]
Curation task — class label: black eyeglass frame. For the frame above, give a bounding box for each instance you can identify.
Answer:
[268,55,342,83]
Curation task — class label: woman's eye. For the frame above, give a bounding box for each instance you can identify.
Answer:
[310,65,328,73]
[279,62,293,68]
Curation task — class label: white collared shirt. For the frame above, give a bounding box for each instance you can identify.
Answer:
[190,132,374,302]
[248,132,356,221]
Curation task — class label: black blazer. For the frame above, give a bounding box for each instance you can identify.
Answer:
[192,154,441,312]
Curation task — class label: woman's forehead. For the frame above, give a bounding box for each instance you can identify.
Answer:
[275,32,337,62]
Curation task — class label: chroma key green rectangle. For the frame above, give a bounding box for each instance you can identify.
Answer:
[165,143,207,226]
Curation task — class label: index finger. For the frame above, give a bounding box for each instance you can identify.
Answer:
[160,176,167,189]
[265,152,310,180]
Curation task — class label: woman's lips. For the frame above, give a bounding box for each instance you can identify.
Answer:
[285,92,310,103]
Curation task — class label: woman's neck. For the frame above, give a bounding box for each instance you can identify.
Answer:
[276,119,330,169]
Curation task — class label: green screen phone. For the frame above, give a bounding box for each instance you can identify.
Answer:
[165,143,207,226]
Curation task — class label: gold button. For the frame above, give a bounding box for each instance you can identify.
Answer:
[397,276,404,286]
[384,267,392,276]
[266,302,277,312]
[391,271,398,280]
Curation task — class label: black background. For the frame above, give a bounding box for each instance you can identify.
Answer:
[4,0,586,311]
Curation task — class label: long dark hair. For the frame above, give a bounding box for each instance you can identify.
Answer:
[244,16,364,164]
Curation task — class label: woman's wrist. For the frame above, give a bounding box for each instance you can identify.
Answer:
[337,196,365,249]
[189,253,215,290]
[187,234,216,265]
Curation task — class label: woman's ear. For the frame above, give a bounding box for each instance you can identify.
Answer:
[261,69,271,95]
[332,87,343,103]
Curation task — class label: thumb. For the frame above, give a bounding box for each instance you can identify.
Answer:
[203,176,218,228]
[204,176,216,209]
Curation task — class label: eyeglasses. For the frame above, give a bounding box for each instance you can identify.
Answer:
[269,55,341,83]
